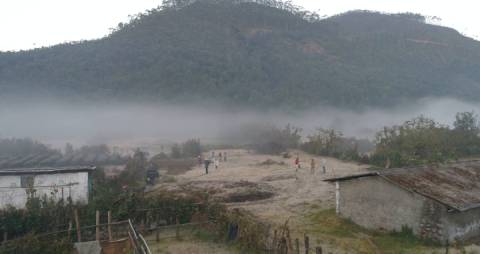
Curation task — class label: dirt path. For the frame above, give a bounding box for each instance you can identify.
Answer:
[176,149,369,226]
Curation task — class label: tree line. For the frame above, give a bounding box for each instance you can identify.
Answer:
[250,111,480,168]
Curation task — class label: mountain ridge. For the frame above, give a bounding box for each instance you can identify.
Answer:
[1,0,479,109]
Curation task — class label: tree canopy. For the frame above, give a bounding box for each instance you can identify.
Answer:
[1,0,480,109]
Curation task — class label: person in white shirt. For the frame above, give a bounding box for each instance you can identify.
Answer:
[321,159,327,174]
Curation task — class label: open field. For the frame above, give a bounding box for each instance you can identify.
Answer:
[148,149,480,253]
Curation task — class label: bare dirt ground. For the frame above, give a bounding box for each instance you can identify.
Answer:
[149,150,480,253]
[146,236,238,254]
[177,149,368,226]
[148,149,369,253]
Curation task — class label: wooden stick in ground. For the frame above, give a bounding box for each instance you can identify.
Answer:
[280,237,288,254]
[74,209,81,242]
[67,221,72,240]
[304,234,309,254]
[107,211,112,241]
[295,238,300,254]
[315,247,322,254]
[273,229,278,253]
[286,228,293,253]
[146,211,150,230]
[278,219,290,251]
[96,210,100,241]
[175,216,180,239]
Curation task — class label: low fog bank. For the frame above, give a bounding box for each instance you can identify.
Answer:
[0,97,478,150]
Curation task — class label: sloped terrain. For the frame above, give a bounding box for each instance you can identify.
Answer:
[1,0,480,109]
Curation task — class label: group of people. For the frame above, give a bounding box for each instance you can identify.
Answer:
[199,151,227,174]
[294,155,327,174]
[199,151,326,176]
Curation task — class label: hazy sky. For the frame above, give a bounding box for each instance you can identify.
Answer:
[0,0,478,51]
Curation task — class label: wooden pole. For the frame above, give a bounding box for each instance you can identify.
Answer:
[107,211,113,241]
[295,238,300,254]
[286,228,293,253]
[140,219,145,233]
[175,216,180,239]
[273,229,278,252]
[67,221,72,240]
[96,210,100,241]
[74,209,81,242]
[146,211,150,230]
[315,247,322,254]
[304,235,309,254]
[280,237,287,254]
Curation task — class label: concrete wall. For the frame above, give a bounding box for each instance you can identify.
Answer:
[443,207,480,243]
[337,177,427,235]
[337,177,480,243]
[0,172,90,209]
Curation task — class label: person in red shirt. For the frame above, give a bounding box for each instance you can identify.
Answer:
[294,156,300,172]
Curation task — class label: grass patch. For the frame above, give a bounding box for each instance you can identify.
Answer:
[306,209,441,254]
[307,209,365,238]
[372,227,436,253]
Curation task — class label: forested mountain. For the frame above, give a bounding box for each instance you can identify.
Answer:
[1,0,480,109]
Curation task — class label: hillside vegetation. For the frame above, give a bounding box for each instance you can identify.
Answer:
[1,0,480,109]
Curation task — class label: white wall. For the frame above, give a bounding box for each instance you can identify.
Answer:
[0,172,90,209]
[0,176,25,208]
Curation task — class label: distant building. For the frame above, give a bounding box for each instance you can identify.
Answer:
[0,166,95,209]
[325,161,480,243]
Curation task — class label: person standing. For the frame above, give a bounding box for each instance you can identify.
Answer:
[294,156,300,172]
[223,152,227,162]
[310,158,316,174]
[214,158,219,170]
[321,158,327,174]
[204,159,211,175]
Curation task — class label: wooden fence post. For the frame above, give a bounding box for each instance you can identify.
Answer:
[175,216,180,239]
[273,229,278,253]
[140,219,145,234]
[304,235,309,254]
[286,228,293,253]
[280,237,288,254]
[315,246,322,254]
[96,210,100,241]
[107,210,112,241]
[146,211,150,230]
[74,209,81,242]
[295,238,300,254]
[67,221,72,240]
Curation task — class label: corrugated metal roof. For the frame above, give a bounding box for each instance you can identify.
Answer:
[325,160,480,212]
[0,166,96,176]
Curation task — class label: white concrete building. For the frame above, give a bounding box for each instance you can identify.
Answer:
[0,166,95,209]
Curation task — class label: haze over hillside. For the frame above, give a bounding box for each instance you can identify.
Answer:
[1,0,480,109]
